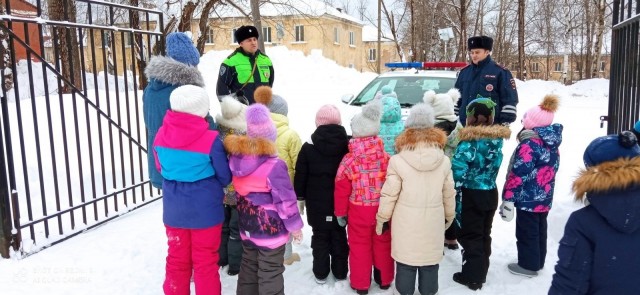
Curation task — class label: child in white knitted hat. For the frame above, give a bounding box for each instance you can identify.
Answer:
[153,85,231,295]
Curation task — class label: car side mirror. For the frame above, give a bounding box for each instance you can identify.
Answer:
[341,94,354,104]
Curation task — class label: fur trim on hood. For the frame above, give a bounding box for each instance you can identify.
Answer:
[458,125,511,141]
[145,56,204,87]
[395,128,447,152]
[223,134,277,156]
[573,157,640,200]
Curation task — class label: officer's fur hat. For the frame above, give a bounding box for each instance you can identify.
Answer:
[235,25,260,44]
[468,36,493,51]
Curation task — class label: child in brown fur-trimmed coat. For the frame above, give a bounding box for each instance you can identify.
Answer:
[377,103,456,295]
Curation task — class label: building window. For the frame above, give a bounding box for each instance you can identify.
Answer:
[232,29,237,43]
[349,31,355,46]
[600,61,606,72]
[262,26,272,43]
[554,62,562,72]
[368,48,376,62]
[124,33,133,47]
[531,62,540,72]
[206,28,214,44]
[295,25,304,42]
[334,27,339,43]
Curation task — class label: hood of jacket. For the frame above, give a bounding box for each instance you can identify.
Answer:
[348,136,387,161]
[533,124,563,149]
[271,113,290,136]
[381,96,402,123]
[395,128,447,171]
[224,134,278,176]
[459,125,511,141]
[157,111,209,147]
[145,56,204,90]
[573,157,640,234]
[310,124,350,157]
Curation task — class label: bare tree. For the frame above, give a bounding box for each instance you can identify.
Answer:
[250,0,266,53]
[517,0,525,79]
[0,0,13,92]
[196,0,221,54]
[178,1,199,32]
[49,0,83,93]
[591,0,606,78]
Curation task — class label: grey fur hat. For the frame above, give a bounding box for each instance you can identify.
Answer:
[405,103,435,129]
[270,94,288,116]
[351,99,382,137]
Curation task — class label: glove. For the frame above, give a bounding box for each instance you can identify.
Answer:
[337,216,347,227]
[297,200,305,216]
[375,221,390,235]
[291,230,303,245]
[499,201,515,222]
[500,107,517,125]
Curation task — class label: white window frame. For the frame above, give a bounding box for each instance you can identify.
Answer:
[368,48,376,62]
[231,29,237,44]
[349,31,355,46]
[531,62,540,72]
[124,33,133,47]
[600,61,606,72]
[206,27,215,44]
[334,27,339,44]
[554,62,562,72]
[262,26,272,43]
[294,25,305,42]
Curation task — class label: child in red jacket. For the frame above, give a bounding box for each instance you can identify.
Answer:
[334,99,394,294]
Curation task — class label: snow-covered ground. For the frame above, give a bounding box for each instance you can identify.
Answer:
[0,46,611,295]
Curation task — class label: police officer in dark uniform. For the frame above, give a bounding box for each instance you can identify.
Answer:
[216,25,275,104]
[454,36,518,126]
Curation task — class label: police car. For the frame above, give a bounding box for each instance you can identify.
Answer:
[340,62,466,122]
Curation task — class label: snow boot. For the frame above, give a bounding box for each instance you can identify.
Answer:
[508,263,538,278]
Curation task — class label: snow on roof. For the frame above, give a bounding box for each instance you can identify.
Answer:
[362,25,394,42]
[206,0,362,25]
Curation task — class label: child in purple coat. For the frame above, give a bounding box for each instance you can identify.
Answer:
[223,103,304,295]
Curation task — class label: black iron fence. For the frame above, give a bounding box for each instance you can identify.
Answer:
[0,0,164,258]
[608,0,640,134]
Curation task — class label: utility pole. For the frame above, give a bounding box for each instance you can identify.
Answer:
[563,0,570,85]
[377,0,382,73]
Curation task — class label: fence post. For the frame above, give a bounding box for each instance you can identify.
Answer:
[0,111,11,258]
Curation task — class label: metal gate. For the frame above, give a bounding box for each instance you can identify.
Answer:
[0,0,164,258]
[608,0,640,134]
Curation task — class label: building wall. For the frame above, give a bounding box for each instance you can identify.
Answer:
[512,54,611,83]
[45,22,158,76]
[6,0,43,60]
[195,15,367,71]
[362,41,398,72]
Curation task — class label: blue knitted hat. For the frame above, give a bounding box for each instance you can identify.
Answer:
[583,131,640,167]
[633,120,640,139]
[166,32,200,66]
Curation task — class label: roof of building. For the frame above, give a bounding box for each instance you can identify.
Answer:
[199,0,363,25]
[362,25,394,42]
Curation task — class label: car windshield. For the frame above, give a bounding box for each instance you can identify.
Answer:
[351,76,457,106]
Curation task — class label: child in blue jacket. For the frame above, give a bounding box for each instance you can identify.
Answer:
[549,132,640,295]
[500,95,562,277]
[153,85,232,295]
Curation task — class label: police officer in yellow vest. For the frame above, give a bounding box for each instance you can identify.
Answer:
[217,25,275,105]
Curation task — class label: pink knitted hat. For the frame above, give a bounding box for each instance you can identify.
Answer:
[315,104,342,127]
[246,103,277,141]
[523,94,559,130]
